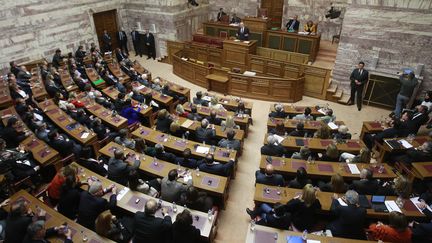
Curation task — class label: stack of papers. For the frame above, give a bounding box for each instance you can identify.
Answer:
[196,146,210,154]
[202,96,212,101]
[81,132,89,139]
[385,201,402,212]
[243,71,256,76]
[181,120,194,128]
[328,122,338,130]
[183,173,193,183]
[318,108,327,115]
[410,197,432,214]
[273,134,285,144]
[337,198,348,206]
[116,187,130,201]
[347,164,360,174]
[399,139,413,149]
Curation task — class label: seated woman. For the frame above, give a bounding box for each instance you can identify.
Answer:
[169,122,185,138]
[209,97,226,111]
[377,175,411,198]
[304,20,317,34]
[178,186,213,212]
[318,173,348,193]
[341,147,372,163]
[47,164,78,205]
[134,138,156,157]
[120,99,142,125]
[368,211,412,242]
[320,143,339,162]
[288,167,312,189]
[291,146,311,160]
[285,184,322,231]
[155,109,173,133]
[57,175,81,220]
[175,104,189,118]
[95,210,126,242]
[246,202,291,230]
[314,122,332,139]
[221,115,240,130]
[333,125,352,140]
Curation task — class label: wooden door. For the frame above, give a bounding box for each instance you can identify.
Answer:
[93,9,119,52]
[261,0,284,29]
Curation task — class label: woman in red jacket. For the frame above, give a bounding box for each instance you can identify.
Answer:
[368,211,412,243]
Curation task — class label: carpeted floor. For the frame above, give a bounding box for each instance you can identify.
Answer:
[134,56,391,243]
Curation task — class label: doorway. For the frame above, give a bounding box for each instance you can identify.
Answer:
[261,0,284,28]
[93,9,119,52]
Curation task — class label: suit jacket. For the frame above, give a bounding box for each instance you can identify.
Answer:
[57,187,81,219]
[327,199,366,239]
[1,127,27,148]
[161,177,191,202]
[115,50,127,62]
[143,33,155,46]
[131,31,140,42]
[133,212,172,243]
[75,50,86,59]
[192,97,209,106]
[22,227,72,243]
[217,11,227,21]
[260,144,286,157]
[255,170,285,186]
[285,198,322,231]
[207,116,222,126]
[4,214,34,243]
[172,222,201,243]
[218,138,241,151]
[77,191,117,230]
[155,151,177,163]
[108,157,140,186]
[186,113,203,121]
[286,19,300,31]
[269,110,287,118]
[117,31,127,43]
[198,161,234,177]
[195,127,216,144]
[156,117,173,133]
[49,137,74,156]
[174,157,200,169]
[230,16,241,24]
[350,68,369,86]
[236,27,250,41]
[102,33,112,46]
[407,112,428,134]
[349,179,379,195]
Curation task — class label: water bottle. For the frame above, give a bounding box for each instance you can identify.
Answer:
[302,230,308,240]
[195,167,200,177]
[153,157,158,166]
[207,209,213,221]
[250,219,256,231]
[172,202,177,213]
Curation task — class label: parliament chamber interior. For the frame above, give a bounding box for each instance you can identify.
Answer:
[0,0,431,242]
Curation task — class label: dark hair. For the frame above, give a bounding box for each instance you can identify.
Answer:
[327,109,333,116]
[364,168,373,180]
[144,93,153,105]
[296,167,308,181]
[186,186,199,201]
[118,92,125,99]
[124,99,132,107]
[196,91,202,99]
[359,61,365,65]
[304,107,311,116]
[114,149,124,159]
[425,91,432,102]
[82,147,93,159]
[134,138,146,153]
[296,122,304,131]
[128,169,140,191]
[175,209,193,227]
[48,130,58,140]
[60,175,77,196]
[183,148,191,158]
[226,130,236,140]
[6,117,18,127]
[389,211,408,232]
[273,203,286,217]
[168,169,178,181]
[205,154,214,164]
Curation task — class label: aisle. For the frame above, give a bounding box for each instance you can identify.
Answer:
[135,57,390,242]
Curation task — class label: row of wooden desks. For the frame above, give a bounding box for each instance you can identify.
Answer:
[9,190,112,243]
[359,121,385,141]
[38,99,98,145]
[59,69,79,92]
[0,107,59,166]
[99,142,229,206]
[259,155,396,180]
[75,163,216,240]
[245,224,372,243]
[254,184,425,219]
[132,125,237,163]
[269,105,324,118]
[264,135,365,154]
[0,77,12,108]
[107,63,130,84]
[177,116,245,141]
[30,68,49,101]
[85,67,106,89]
[156,77,191,101]
[204,93,253,115]
[132,61,152,78]
[130,81,176,112]
[377,136,430,163]
[267,118,344,132]
[411,161,432,180]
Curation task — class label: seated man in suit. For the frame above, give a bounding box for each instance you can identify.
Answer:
[327,190,366,240]
[216,8,227,21]
[289,122,306,137]
[363,115,409,149]
[132,199,172,243]
[161,169,192,202]
[192,91,209,107]
[411,195,432,242]
[231,13,241,24]
[156,109,174,133]
[114,128,136,149]
[392,141,432,164]
[255,164,285,186]
[77,181,117,230]
[47,130,82,157]
[293,107,313,121]
[349,168,379,195]
[208,110,222,126]
[269,103,287,118]
[286,15,300,32]
[108,149,140,186]
[236,22,250,41]
[261,135,286,157]
[154,144,177,163]
[23,220,72,243]
[198,154,235,177]
[195,119,216,145]
[175,148,200,169]
[407,105,429,134]
[218,130,241,151]
[316,109,336,124]
[187,104,203,121]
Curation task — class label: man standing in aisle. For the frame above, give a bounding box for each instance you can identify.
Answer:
[102,29,112,53]
[236,22,250,41]
[143,29,156,60]
[131,28,141,57]
[349,61,369,111]
[217,8,227,21]
[117,28,129,55]
[393,69,419,117]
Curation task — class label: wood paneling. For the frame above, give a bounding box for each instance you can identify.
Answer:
[261,0,284,28]
[93,9,119,51]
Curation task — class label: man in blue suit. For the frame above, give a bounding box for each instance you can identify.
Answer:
[255,164,285,186]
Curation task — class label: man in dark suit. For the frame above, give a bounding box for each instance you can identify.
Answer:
[143,29,156,60]
[231,13,241,24]
[218,130,241,151]
[412,200,432,242]
[175,148,200,169]
[77,181,117,230]
[10,61,21,76]
[255,164,285,186]
[260,135,286,157]
[393,141,432,164]
[285,15,300,32]
[236,22,250,41]
[187,105,203,121]
[131,28,141,57]
[52,49,64,68]
[349,168,379,195]
[192,91,209,107]
[117,28,129,55]
[195,119,216,145]
[102,29,112,53]
[47,130,82,157]
[108,149,140,186]
[132,199,172,243]
[75,45,86,62]
[198,154,235,177]
[208,110,222,125]
[23,220,72,243]
[269,104,287,118]
[154,144,177,163]
[327,190,366,239]
[217,8,227,21]
[407,105,429,134]
[349,61,369,111]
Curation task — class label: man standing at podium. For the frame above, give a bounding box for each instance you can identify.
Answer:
[217,8,227,21]
[349,61,369,111]
[236,22,250,41]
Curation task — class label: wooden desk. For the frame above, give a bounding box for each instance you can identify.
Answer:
[130,81,175,112]
[223,40,257,71]
[245,224,372,243]
[258,155,396,180]
[85,68,106,89]
[360,121,385,141]
[411,162,432,180]
[77,93,128,131]
[30,68,49,101]
[132,61,152,79]
[9,190,113,243]
[243,16,271,32]
[206,74,229,95]
[269,105,324,118]
[178,117,245,141]
[131,125,237,163]
[204,92,253,115]
[203,21,265,47]
[0,78,13,108]
[254,184,425,219]
[107,63,130,84]
[264,135,365,154]
[0,107,59,166]
[377,136,431,163]
[267,118,344,133]
[99,142,229,206]
[265,30,321,62]
[38,99,98,145]
[59,69,79,92]
[74,163,216,240]
[155,77,191,101]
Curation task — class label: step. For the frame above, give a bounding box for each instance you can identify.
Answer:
[338,93,351,104]
[326,84,337,94]
[332,89,343,99]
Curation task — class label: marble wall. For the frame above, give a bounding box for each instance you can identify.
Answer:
[332,4,432,93]
[208,0,260,18]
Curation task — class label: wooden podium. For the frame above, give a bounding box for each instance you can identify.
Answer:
[222,40,257,71]
[243,17,271,32]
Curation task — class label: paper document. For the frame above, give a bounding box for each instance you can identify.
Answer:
[243,71,256,76]
[34,113,43,121]
[328,122,338,130]
[103,164,108,170]
[273,134,285,144]
[183,174,192,183]
[196,146,210,154]
[347,164,360,174]
[243,41,250,44]
[385,201,402,213]
[399,139,413,149]
[307,240,321,243]
[136,85,145,90]
[81,132,89,139]
[202,96,212,101]
[410,197,432,214]
[318,108,327,115]
[181,120,194,128]
[337,198,348,206]
[116,187,130,201]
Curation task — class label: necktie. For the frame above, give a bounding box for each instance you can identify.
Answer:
[289,20,296,30]
[359,69,362,76]
[120,32,123,40]
[241,28,244,33]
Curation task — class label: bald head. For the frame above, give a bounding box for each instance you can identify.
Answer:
[145,199,158,215]
[265,164,274,176]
